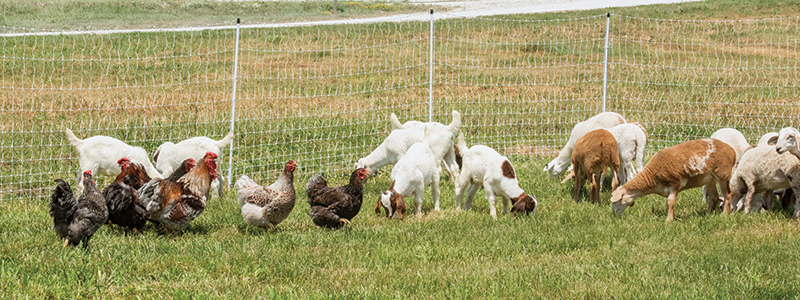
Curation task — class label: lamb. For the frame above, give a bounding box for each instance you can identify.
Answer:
[605,122,647,188]
[571,129,619,204]
[65,128,162,195]
[730,142,800,218]
[610,139,736,221]
[355,110,461,183]
[454,133,537,219]
[543,112,626,179]
[375,127,439,218]
[153,131,234,199]
[703,128,750,205]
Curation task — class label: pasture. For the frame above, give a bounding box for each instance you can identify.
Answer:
[3,0,800,298]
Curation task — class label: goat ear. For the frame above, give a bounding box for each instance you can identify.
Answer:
[389,180,395,190]
[375,198,382,215]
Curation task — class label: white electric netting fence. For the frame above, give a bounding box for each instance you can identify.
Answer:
[1,13,799,202]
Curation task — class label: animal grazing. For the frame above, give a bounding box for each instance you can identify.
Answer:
[543,112,626,179]
[153,131,234,199]
[306,168,369,229]
[454,133,537,219]
[376,127,439,218]
[137,152,219,232]
[729,143,800,218]
[375,181,408,220]
[605,122,647,188]
[571,129,620,204]
[703,128,750,205]
[50,171,109,248]
[610,139,736,221]
[101,158,152,232]
[65,128,162,196]
[355,111,461,183]
[235,160,297,230]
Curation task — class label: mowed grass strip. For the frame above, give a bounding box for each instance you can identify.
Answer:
[2,158,800,298]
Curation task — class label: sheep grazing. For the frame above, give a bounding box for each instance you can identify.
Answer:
[605,122,647,188]
[355,110,461,183]
[703,128,750,205]
[153,131,234,199]
[65,128,162,195]
[571,129,619,204]
[730,142,800,218]
[610,139,737,222]
[543,112,626,179]
[455,133,537,219]
[376,127,439,218]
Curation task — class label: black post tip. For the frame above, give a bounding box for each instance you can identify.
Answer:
[430,9,434,14]
[237,18,241,24]
[607,13,610,17]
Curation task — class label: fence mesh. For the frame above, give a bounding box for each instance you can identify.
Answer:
[1,14,799,201]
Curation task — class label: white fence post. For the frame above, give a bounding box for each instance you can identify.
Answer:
[429,9,434,122]
[227,18,240,189]
[602,13,610,113]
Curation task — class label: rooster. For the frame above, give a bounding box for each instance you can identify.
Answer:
[235,160,297,230]
[137,152,218,232]
[50,171,108,248]
[101,158,152,232]
[306,168,368,229]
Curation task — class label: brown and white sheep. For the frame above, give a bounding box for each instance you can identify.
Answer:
[571,129,619,204]
[610,139,737,221]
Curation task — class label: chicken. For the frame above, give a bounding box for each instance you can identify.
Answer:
[51,171,109,248]
[137,152,219,232]
[165,158,197,182]
[306,168,369,229]
[101,158,152,232]
[235,160,297,230]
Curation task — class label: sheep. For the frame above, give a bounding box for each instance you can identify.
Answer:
[543,112,626,179]
[776,127,800,159]
[153,131,234,199]
[605,122,647,188]
[703,128,750,205]
[727,132,780,212]
[376,127,439,218]
[729,143,800,218]
[355,110,461,183]
[571,129,619,204]
[454,133,537,219]
[65,128,162,195]
[610,139,736,222]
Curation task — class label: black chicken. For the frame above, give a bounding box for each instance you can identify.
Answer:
[51,170,108,248]
[306,168,368,229]
[102,158,152,232]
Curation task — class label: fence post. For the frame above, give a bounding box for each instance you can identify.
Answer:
[227,18,241,189]
[428,9,434,122]
[602,13,610,112]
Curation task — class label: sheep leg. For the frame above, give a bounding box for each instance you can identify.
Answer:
[590,171,601,204]
[743,188,756,215]
[666,189,678,222]
[464,183,480,210]
[718,179,732,215]
[573,167,585,204]
[610,167,620,192]
[792,187,800,219]
[431,175,441,211]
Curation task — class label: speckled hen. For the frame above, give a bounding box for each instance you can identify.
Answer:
[235,160,297,230]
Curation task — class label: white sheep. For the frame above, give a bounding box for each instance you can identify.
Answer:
[65,128,162,195]
[729,143,800,218]
[703,128,750,205]
[571,129,619,204]
[776,127,800,159]
[376,127,439,218]
[605,122,647,188]
[153,131,234,199]
[543,112,626,179]
[355,110,461,183]
[610,139,737,221]
[454,133,537,219]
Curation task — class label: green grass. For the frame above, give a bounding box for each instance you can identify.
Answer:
[3,159,800,298]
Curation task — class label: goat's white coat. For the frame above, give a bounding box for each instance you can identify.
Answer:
[381,127,440,215]
[153,131,234,199]
[455,133,536,219]
[544,112,626,178]
[65,128,162,195]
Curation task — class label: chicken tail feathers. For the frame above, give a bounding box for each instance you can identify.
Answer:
[305,174,328,199]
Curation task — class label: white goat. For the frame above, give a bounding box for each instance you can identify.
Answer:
[376,127,439,218]
[605,122,647,188]
[153,131,234,199]
[544,112,626,179]
[65,128,162,195]
[729,143,800,218]
[455,133,537,219]
[355,111,461,183]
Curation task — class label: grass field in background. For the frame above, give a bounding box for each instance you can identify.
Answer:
[3,158,800,298]
[4,0,800,298]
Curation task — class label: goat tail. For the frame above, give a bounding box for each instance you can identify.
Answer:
[215,130,235,148]
[64,128,83,148]
[456,132,468,154]
[447,110,462,134]
[390,113,403,130]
